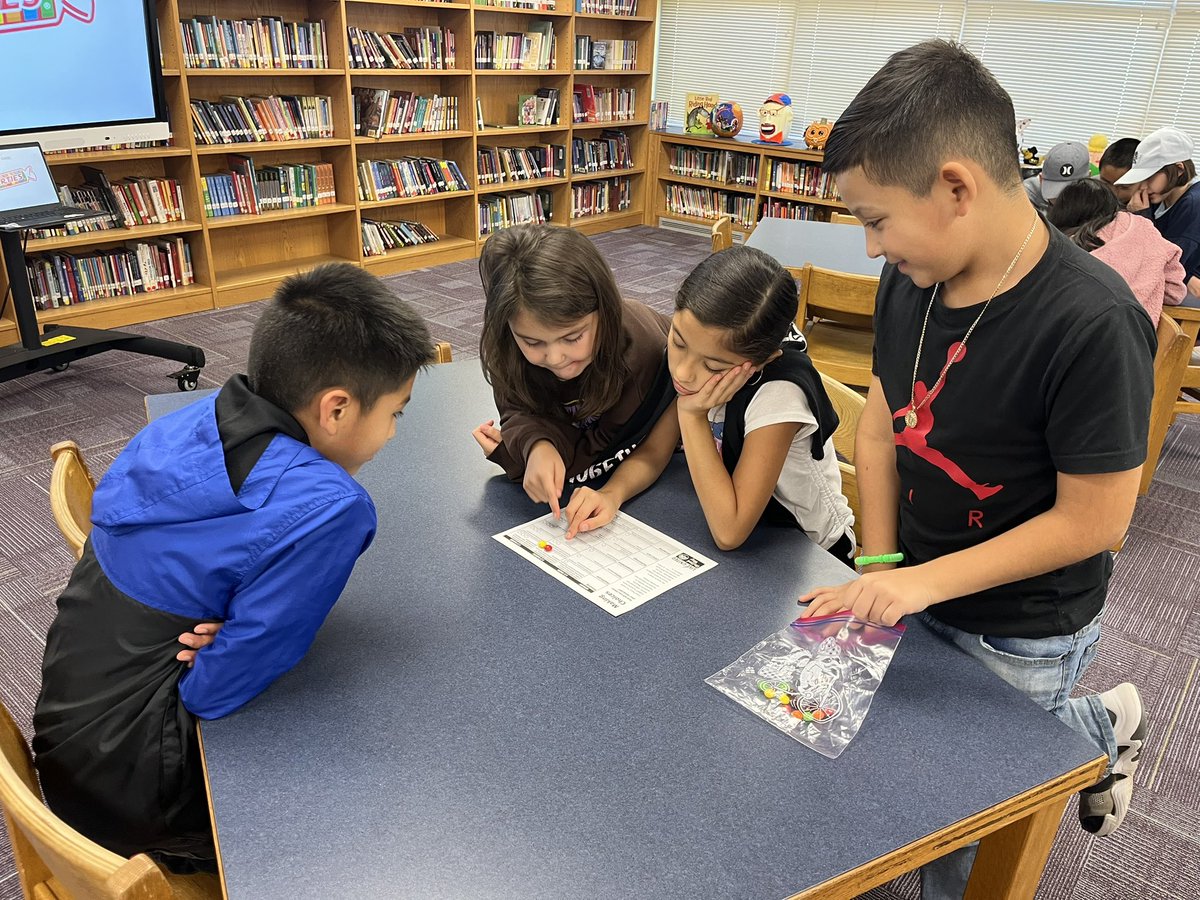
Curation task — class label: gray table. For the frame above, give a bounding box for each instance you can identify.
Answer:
[745,217,884,277]
[197,363,1103,900]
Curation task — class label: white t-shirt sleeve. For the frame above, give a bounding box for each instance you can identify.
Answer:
[743,380,818,439]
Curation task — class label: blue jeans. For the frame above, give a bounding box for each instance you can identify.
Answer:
[917,609,1116,900]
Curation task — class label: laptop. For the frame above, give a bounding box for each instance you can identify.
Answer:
[0,141,92,231]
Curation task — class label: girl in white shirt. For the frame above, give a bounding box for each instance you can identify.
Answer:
[564,245,856,564]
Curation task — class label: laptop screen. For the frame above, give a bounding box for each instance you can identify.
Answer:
[0,143,59,213]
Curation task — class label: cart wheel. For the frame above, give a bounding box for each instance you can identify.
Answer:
[51,362,70,373]
[177,371,200,392]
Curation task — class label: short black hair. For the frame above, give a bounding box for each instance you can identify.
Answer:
[248,262,434,413]
[1047,179,1119,253]
[1099,138,1139,171]
[823,40,1021,196]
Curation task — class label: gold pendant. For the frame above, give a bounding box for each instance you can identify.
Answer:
[905,408,918,429]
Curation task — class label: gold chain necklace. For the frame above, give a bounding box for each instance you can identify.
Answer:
[904,215,1040,429]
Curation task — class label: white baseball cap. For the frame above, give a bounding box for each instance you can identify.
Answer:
[1115,127,1195,185]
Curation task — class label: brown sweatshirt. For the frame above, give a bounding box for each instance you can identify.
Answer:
[487,299,672,485]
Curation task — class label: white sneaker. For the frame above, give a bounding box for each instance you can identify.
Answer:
[1078,682,1146,837]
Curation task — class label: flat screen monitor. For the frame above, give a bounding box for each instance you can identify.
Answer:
[0,1,170,151]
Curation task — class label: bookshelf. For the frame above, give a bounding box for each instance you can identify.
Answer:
[647,127,850,238]
[0,0,657,345]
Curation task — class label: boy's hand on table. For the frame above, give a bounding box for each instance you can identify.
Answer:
[524,441,566,517]
[176,622,223,668]
[563,487,618,538]
[799,568,935,627]
[472,419,503,457]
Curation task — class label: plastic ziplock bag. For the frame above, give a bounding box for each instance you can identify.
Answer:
[705,612,906,759]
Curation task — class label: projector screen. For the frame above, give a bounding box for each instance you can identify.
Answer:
[0,0,170,151]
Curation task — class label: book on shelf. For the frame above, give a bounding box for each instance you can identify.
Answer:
[572,84,635,123]
[353,88,460,137]
[180,16,329,69]
[575,36,637,71]
[663,183,755,228]
[25,237,195,309]
[571,129,631,173]
[668,146,759,186]
[516,88,560,126]
[576,1,638,14]
[78,168,187,227]
[474,21,554,70]
[650,99,669,130]
[346,26,456,69]
[477,144,565,184]
[357,157,470,202]
[201,161,334,217]
[684,92,719,134]
[361,219,441,258]
[572,176,631,219]
[190,95,334,144]
[23,183,121,240]
[478,189,554,236]
[477,1,556,9]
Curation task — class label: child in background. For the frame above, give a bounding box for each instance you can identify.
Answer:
[564,245,855,562]
[472,225,674,515]
[1118,126,1200,298]
[1097,137,1141,206]
[803,40,1154,899]
[1049,178,1186,325]
[33,263,434,872]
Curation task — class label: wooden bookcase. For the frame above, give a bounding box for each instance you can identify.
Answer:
[646,127,849,238]
[0,0,657,345]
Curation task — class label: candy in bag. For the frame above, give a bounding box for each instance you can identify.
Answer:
[706,612,905,758]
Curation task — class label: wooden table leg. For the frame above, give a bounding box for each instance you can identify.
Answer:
[964,795,1069,900]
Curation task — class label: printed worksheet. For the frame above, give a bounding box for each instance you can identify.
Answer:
[494,512,717,616]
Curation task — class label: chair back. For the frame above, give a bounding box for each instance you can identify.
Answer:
[433,340,454,364]
[797,265,878,328]
[711,215,733,253]
[1163,305,1200,419]
[1141,312,1191,495]
[830,212,862,226]
[0,702,190,899]
[838,461,862,548]
[49,441,96,560]
[820,373,866,465]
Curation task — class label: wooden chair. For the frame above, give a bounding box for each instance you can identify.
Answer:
[795,264,879,390]
[821,372,865,465]
[1165,304,1200,419]
[830,212,862,226]
[710,215,733,253]
[0,701,219,900]
[49,441,95,561]
[433,340,453,364]
[1140,312,1192,495]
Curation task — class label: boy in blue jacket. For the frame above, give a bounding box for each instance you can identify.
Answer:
[33,262,434,872]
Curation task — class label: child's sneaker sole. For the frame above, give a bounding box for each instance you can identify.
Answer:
[1078,682,1146,837]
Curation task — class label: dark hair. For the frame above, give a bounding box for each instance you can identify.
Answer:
[1162,159,1197,189]
[674,246,797,364]
[478,225,626,420]
[248,262,434,413]
[1047,179,1119,253]
[1099,137,1139,171]
[823,40,1020,196]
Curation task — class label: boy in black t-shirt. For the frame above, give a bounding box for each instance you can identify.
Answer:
[799,40,1155,898]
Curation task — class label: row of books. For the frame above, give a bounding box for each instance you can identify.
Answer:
[663,184,756,228]
[478,1,555,9]
[66,168,188,229]
[346,26,456,70]
[180,16,329,69]
[190,95,334,145]
[478,144,566,184]
[669,147,759,186]
[353,88,460,138]
[572,130,632,173]
[766,161,841,201]
[357,157,470,202]
[575,0,638,13]
[573,37,638,71]
[650,100,669,130]
[572,85,637,123]
[760,199,825,221]
[24,185,120,239]
[572,177,632,218]
[478,190,553,235]
[202,161,336,217]
[361,219,441,257]
[474,25,555,70]
[517,88,561,126]
[26,238,195,310]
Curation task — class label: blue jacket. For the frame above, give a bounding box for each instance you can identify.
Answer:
[1142,180,1200,281]
[33,375,376,864]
